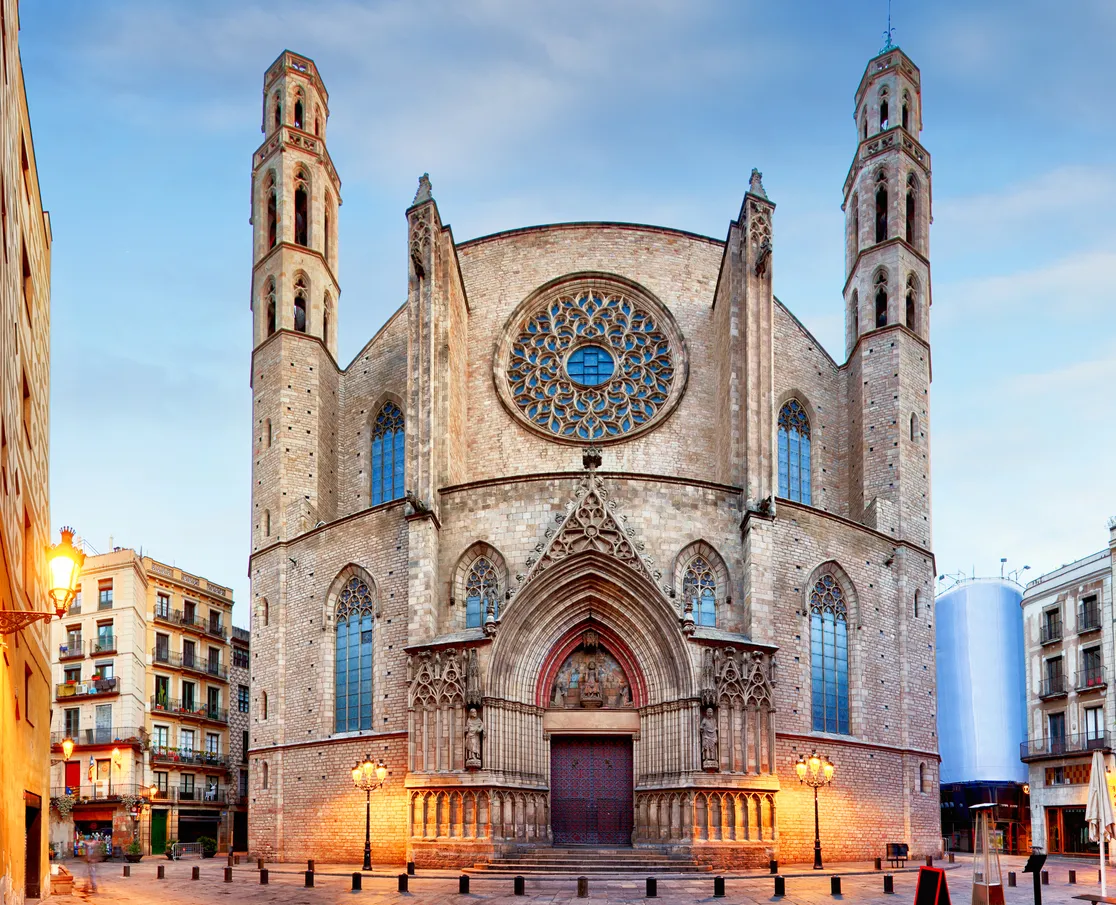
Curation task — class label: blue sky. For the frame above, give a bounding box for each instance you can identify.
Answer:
[20,0,1116,625]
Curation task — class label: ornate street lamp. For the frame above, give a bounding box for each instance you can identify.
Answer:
[0,526,85,634]
[796,750,835,870]
[61,737,75,761]
[110,747,122,797]
[351,755,387,871]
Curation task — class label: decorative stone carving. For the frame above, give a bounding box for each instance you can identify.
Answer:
[549,642,633,710]
[464,707,484,768]
[700,707,719,770]
[465,649,483,707]
[409,205,432,278]
[412,172,433,206]
[408,648,470,772]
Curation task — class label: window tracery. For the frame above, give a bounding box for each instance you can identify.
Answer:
[777,400,811,504]
[502,282,681,443]
[294,274,308,333]
[683,556,717,627]
[465,557,499,628]
[294,168,309,247]
[264,278,276,337]
[371,401,404,505]
[810,574,849,734]
[335,576,375,732]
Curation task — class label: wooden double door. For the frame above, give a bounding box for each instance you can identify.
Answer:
[550,736,633,846]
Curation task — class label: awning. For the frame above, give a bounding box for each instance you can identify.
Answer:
[74,809,116,822]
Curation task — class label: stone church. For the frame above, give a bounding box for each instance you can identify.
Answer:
[247,44,939,867]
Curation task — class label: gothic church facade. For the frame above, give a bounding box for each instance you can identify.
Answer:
[247,46,938,867]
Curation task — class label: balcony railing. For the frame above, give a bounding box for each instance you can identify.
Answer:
[150,746,229,769]
[90,634,116,656]
[1077,665,1108,692]
[51,782,145,801]
[178,784,226,804]
[51,727,144,748]
[1021,731,1109,761]
[150,696,228,724]
[58,642,84,661]
[150,648,228,681]
[55,678,118,700]
[1079,604,1102,634]
[1040,619,1063,645]
[1040,674,1068,699]
[154,608,227,641]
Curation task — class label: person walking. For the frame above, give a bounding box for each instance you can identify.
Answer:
[84,838,103,893]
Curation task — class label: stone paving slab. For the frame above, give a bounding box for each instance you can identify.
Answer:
[43,854,1113,905]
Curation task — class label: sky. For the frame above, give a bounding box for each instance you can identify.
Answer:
[18,0,1116,627]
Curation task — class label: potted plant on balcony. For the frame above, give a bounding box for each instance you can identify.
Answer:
[124,840,143,863]
[198,836,218,859]
[91,671,101,681]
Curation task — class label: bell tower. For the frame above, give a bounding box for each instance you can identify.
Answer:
[842,44,932,546]
[249,50,343,554]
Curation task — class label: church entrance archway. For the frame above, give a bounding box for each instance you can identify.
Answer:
[550,736,633,845]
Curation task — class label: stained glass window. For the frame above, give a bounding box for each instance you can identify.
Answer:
[335,577,374,732]
[566,345,616,386]
[810,574,849,734]
[777,400,812,504]
[683,557,717,627]
[371,402,405,505]
[465,557,499,629]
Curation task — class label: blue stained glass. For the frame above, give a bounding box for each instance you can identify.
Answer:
[371,402,404,505]
[778,400,812,505]
[566,345,616,386]
[464,558,499,629]
[810,575,849,734]
[683,556,718,628]
[335,577,375,732]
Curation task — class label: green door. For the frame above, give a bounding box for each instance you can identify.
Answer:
[151,810,168,855]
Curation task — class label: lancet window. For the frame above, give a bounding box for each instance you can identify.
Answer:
[875,170,888,243]
[294,274,308,333]
[371,402,405,505]
[810,574,849,734]
[335,576,375,732]
[683,556,717,627]
[264,278,276,337]
[777,400,811,504]
[294,169,309,247]
[465,557,499,628]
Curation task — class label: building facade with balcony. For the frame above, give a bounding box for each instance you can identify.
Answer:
[49,549,237,855]
[1021,519,1116,856]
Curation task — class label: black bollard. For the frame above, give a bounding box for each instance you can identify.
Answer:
[714,876,725,898]
[831,876,842,896]
[407,860,416,876]
[875,858,882,871]
[459,875,470,894]
[224,868,233,883]
[157,865,165,880]
[123,866,130,877]
[1042,870,1049,885]
[1069,870,1077,885]
[646,877,658,898]
[948,852,955,864]
[398,873,409,893]
[260,869,269,885]
[770,859,778,875]
[228,853,234,867]
[577,876,589,898]
[235,854,241,865]
[1008,872,1016,887]
[352,872,362,891]
[925,855,933,867]
[192,866,200,881]
[305,871,315,888]
[514,875,526,896]
[774,876,785,897]
[308,859,315,872]
[884,874,894,895]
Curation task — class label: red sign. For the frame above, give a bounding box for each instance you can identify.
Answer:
[914,866,951,905]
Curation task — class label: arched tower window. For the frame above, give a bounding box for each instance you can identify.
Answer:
[861,108,867,141]
[293,90,304,130]
[851,289,859,337]
[314,106,322,136]
[465,557,499,628]
[294,169,309,247]
[879,86,890,131]
[262,761,269,789]
[852,192,860,253]
[272,93,281,131]
[335,576,375,732]
[264,278,276,337]
[324,196,332,263]
[905,173,917,245]
[265,418,272,448]
[777,399,812,504]
[261,691,268,720]
[264,172,277,250]
[371,402,405,505]
[914,588,921,617]
[910,412,919,444]
[294,274,308,333]
[919,762,928,793]
[263,509,271,536]
[875,170,888,243]
[874,270,888,328]
[810,574,849,734]
[323,293,332,346]
[261,598,269,627]
[902,91,911,131]
[683,556,717,626]
[905,274,918,332]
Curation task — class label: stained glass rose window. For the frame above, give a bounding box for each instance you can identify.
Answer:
[496,277,686,443]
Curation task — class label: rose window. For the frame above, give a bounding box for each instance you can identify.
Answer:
[498,279,685,443]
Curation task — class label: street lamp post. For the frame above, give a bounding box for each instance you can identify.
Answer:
[0,526,85,634]
[795,751,835,870]
[351,755,387,871]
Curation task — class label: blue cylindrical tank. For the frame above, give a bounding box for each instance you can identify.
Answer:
[935,578,1026,784]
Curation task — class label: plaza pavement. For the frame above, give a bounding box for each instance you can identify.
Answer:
[45,853,1104,905]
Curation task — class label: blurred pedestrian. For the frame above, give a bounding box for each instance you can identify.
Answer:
[84,838,103,893]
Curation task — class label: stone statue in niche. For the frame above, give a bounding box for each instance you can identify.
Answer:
[700,707,719,770]
[465,707,484,768]
[549,643,633,710]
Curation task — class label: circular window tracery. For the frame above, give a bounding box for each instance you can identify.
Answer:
[497,276,686,444]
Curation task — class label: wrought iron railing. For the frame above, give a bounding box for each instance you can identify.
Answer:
[150,648,228,680]
[90,634,116,655]
[149,696,228,724]
[1077,665,1107,691]
[1021,731,1108,761]
[1040,674,1067,698]
[55,678,118,699]
[1040,618,1062,645]
[150,746,229,769]
[51,727,144,747]
[1079,604,1102,633]
[58,641,84,660]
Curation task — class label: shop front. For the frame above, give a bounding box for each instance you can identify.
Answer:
[1046,806,1099,856]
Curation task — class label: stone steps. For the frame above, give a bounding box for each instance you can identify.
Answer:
[470,847,713,874]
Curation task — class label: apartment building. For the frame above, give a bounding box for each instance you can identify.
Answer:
[1021,518,1116,855]
[49,549,240,855]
